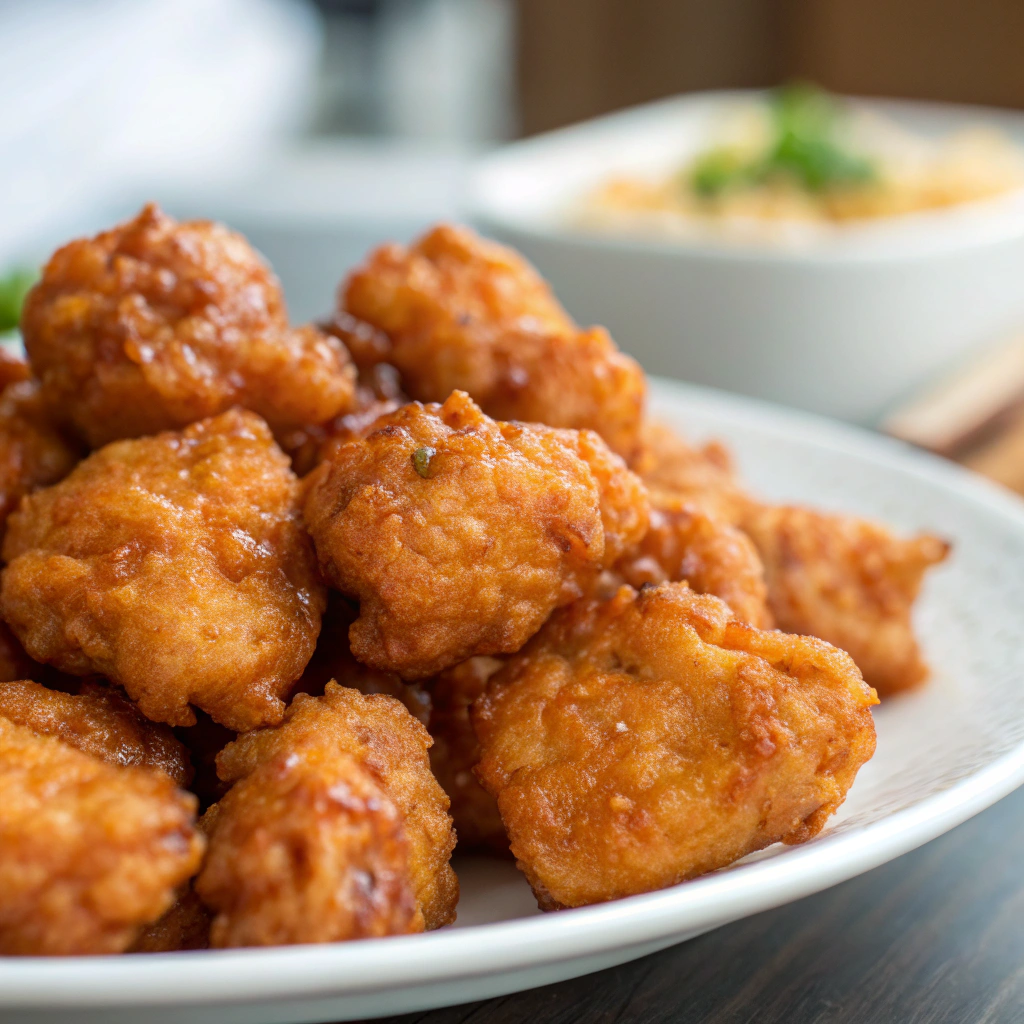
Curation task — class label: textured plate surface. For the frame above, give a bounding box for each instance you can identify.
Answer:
[4,377,1024,1024]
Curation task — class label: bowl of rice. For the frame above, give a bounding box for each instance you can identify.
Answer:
[470,88,1024,424]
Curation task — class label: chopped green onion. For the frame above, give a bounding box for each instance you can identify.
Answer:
[689,148,752,197]
[0,268,37,333]
[766,83,875,192]
[686,83,877,199]
[412,446,436,478]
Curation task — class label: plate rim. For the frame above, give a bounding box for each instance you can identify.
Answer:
[4,376,1024,1010]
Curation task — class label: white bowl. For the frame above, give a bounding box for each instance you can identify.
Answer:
[469,92,1024,424]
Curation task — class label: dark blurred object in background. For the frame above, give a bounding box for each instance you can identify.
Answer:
[310,0,515,141]
[515,0,1024,136]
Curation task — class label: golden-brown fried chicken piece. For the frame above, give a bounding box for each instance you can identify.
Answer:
[0,716,204,955]
[0,620,43,683]
[129,795,220,952]
[280,361,407,477]
[341,224,646,462]
[306,391,648,678]
[197,746,419,947]
[742,505,949,694]
[294,594,432,724]
[634,420,749,523]
[635,422,948,691]
[21,203,356,448]
[614,504,772,628]
[474,583,877,910]
[0,380,80,532]
[0,348,31,389]
[323,310,396,373]
[1,409,325,730]
[215,682,458,930]
[0,678,191,785]
[0,621,80,692]
[428,657,508,854]
[129,887,212,953]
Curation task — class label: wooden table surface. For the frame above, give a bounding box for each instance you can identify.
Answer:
[367,784,1024,1024]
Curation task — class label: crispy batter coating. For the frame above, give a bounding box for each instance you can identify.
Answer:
[294,594,432,724]
[428,657,508,854]
[21,203,356,448]
[216,682,458,929]
[197,746,419,947]
[637,423,947,691]
[323,310,396,373]
[614,504,772,628]
[0,380,81,532]
[0,716,203,955]
[280,361,407,477]
[473,583,877,910]
[0,348,31,389]
[128,886,211,953]
[305,391,648,678]
[742,505,950,694]
[129,777,220,953]
[0,620,43,683]
[0,409,325,730]
[0,678,191,785]
[342,224,646,462]
[551,425,650,561]
[0,617,81,692]
[634,420,751,523]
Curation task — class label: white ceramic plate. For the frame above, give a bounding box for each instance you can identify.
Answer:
[5,377,1024,1024]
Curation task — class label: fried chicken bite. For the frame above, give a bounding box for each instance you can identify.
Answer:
[0,347,31,389]
[280,362,407,477]
[0,717,203,955]
[0,409,325,730]
[129,781,221,953]
[305,391,648,678]
[473,583,877,910]
[21,203,356,448]
[0,620,43,683]
[341,224,646,462]
[428,657,508,854]
[0,678,191,785]
[322,310,395,373]
[742,505,950,694]
[214,682,458,930]
[294,594,431,724]
[634,420,749,523]
[635,422,948,691]
[0,616,81,691]
[614,504,772,628]
[0,380,81,533]
[197,746,419,947]
[129,886,212,953]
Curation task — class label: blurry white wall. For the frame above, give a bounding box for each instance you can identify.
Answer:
[2,0,516,319]
[2,0,322,262]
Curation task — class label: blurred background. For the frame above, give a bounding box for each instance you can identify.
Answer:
[6,0,1024,472]
[9,0,1024,307]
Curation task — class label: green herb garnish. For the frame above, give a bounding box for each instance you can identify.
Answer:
[689,147,755,197]
[412,446,436,478]
[766,83,875,192]
[0,268,36,333]
[687,83,877,198]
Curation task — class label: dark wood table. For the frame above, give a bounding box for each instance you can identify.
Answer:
[369,784,1024,1024]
